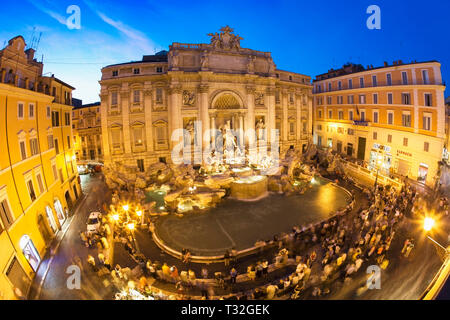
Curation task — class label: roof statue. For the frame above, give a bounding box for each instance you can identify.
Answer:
[208,26,243,51]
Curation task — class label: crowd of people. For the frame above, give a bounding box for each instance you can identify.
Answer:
[79,150,448,300]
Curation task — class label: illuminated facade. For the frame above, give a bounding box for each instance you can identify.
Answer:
[100,27,313,170]
[72,102,103,162]
[0,36,81,299]
[313,61,446,186]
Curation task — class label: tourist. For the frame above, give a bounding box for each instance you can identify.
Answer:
[201,267,208,279]
[230,268,238,284]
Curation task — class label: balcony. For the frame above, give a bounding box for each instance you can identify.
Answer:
[353,120,370,126]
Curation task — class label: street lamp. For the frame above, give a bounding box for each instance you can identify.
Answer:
[373,157,382,192]
[423,217,448,254]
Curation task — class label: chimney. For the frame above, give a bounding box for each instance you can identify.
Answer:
[384,61,388,67]
[398,60,403,65]
[25,48,35,61]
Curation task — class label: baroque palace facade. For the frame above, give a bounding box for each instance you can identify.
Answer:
[312,61,446,186]
[0,36,81,299]
[100,26,313,170]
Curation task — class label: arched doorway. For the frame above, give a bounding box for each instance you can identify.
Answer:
[37,214,52,245]
[65,191,73,210]
[54,198,65,225]
[45,206,59,233]
[73,184,79,200]
[19,235,41,272]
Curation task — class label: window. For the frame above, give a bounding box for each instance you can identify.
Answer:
[318,110,322,118]
[29,138,39,156]
[373,111,379,123]
[289,122,295,134]
[20,141,27,160]
[18,103,24,119]
[54,139,59,154]
[59,169,64,184]
[386,74,392,86]
[133,127,144,147]
[359,77,364,88]
[424,94,432,107]
[133,90,140,103]
[349,110,354,121]
[347,128,354,135]
[328,83,332,91]
[52,164,58,181]
[338,110,344,120]
[358,95,366,104]
[348,79,353,89]
[47,135,54,149]
[387,134,392,143]
[360,111,366,121]
[402,71,408,85]
[347,95,354,104]
[289,75,293,81]
[337,96,343,104]
[373,93,378,104]
[327,96,332,105]
[27,179,36,202]
[67,136,71,149]
[111,129,122,149]
[373,132,378,140]
[112,70,118,77]
[51,111,60,127]
[36,173,45,194]
[46,106,51,118]
[65,112,70,126]
[387,111,394,125]
[424,142,430,152]
[29,103,35,118]
[317,124,322,131]
[0,199,14,229]
[137,159,144,172]
[156,67,163,73]
[111,92,118,106]
[387,93,393,104]
[133,68,140,75]
[423,114,431,130]
[328,110,333,119]
[338,81,342,90]
[422,70,429,84]
[402,93,411,105]
[403,137,408,146]
[156,88,163,103]
[372,75,377,87]
[402,113,411,127]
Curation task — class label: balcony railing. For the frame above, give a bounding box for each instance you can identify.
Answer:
[314,80,445,94]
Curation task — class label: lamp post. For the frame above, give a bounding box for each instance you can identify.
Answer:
[423,217,448,256]
[373,157,382,192]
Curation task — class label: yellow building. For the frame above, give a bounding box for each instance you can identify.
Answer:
[313,61,446,186]
[72,102,103,163]
[0,36,81,299]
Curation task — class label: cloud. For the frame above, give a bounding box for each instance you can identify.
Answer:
[27,0,68,27]
[83,0,158,53]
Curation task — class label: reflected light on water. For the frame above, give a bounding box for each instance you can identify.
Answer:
[317,184,339,213]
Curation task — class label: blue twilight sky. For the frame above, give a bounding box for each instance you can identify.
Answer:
[0,0,449,103]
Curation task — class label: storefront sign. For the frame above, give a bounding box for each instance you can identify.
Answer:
[397,150,412,157]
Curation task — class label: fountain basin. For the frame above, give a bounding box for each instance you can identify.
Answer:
[230,175,268,201]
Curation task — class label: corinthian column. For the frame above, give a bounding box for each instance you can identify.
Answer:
[168,84,182,150]
[121,87,131,155]
[296,91,302,143]
[199,84,210,150]
[246,85,256,147]
[100,93,110,162]
[144,85,154,152]
[266,86,276,145]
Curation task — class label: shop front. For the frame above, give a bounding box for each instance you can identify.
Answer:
[19,235,41,272]
[368,143,392,175]
[418,163,429,184]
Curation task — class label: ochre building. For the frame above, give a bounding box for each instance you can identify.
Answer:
[312,61,446,186]
[0,36,81,299]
